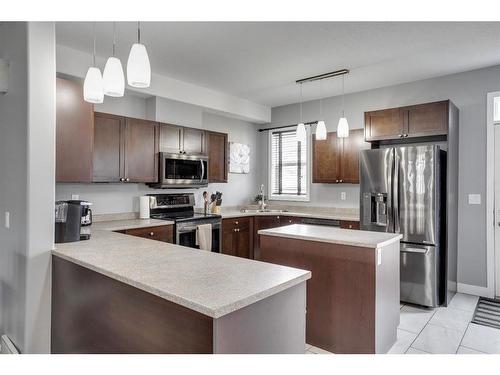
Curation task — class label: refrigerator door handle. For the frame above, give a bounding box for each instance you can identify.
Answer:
[393,151,400,234]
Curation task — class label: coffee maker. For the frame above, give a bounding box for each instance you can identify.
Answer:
[55,200,88,243]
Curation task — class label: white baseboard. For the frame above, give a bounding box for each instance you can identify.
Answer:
[457,283,494,298]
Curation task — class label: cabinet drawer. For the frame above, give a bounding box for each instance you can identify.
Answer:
[281,216,303,225]
[223,216,252,231]
[340,220,360,230]
[124,225,174,243]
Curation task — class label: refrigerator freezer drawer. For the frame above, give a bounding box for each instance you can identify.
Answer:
[400,243,440,307]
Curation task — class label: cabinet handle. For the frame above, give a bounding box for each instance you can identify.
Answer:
[149,232,154,236]
[349,225,353,229]
[339,179,343,183]
[119,178,124,182]
[125,178,130,182]
[335,179,339,183]
[399,134,403,138]
[234,228,240,232]
[235,221,239,225]
[404,134,409,138]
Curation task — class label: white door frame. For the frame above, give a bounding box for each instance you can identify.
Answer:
[486,91,499,298]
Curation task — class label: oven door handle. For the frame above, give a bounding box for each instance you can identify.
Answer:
[178,224,221,233]
[200,159,204,183]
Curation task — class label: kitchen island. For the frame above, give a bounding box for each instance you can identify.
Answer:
[259,224,402,354]
[51,221,311,354]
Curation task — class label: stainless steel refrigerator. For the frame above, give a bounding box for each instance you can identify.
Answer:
[360,145,446,307]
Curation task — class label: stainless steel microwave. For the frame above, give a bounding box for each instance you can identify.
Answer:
[149,152,209,188]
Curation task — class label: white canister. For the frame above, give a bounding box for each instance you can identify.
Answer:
[139,196,150,219]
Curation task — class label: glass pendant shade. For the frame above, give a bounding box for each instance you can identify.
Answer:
[316,120,327,140]
[127,43,151,88]
[337,117,350,138]
[103,57,125,97]
[83,67,104,104]
[296,123,306,142]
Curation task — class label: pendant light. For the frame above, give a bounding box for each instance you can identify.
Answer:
[127,22,151,88]
[337,74,349,138]
[316,79,327,140]
[296,83,306,142]
[83,23,104,104]
[103,22,125,97]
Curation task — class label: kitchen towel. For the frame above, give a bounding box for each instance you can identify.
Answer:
[139,196,150,219]
[196,224,212,251]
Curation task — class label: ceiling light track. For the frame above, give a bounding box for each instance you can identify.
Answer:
[295,68,349,85]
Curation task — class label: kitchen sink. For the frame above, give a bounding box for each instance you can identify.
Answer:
[240,209,289,213]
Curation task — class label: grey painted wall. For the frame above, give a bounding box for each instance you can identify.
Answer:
[0,22,55,353]
[56,97,260,214]
[0,21,29,354]
[261,64,500,288]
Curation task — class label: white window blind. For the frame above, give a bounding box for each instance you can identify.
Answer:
[270,129,307,197]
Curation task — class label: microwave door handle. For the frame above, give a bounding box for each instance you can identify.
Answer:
[200,159,205,183]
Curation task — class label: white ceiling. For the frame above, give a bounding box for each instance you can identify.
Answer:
[56,22,500,107]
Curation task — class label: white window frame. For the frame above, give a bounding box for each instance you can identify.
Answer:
[267,125,311,202]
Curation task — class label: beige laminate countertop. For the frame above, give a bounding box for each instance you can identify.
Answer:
[53,219,311,319]
[258,224,402,249]
[89,218,175,231]
[218,210,360,222]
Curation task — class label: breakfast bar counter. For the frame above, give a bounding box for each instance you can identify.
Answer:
[51,223,310,354]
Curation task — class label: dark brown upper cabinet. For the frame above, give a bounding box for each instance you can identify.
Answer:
[124,118,159,183]
[364,100,449,141]
[56,78,94,183]
[340,129,371,183]
[312,129,369,184]
[159,123,206,155]
[312,132,341,183]
[93,113,124,182]
[207,131,228,183]
[93,112,159,183]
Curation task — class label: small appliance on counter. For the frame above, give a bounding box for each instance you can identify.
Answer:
[55,200,84,243]
[81,201,93,226]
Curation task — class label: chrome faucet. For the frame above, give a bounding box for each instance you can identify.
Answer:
[259,184,266,211]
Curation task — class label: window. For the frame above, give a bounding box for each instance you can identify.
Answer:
[268,126,310,201]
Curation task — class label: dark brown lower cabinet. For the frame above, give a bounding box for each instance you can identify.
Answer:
[222,217,253,259]
[119,225,174,243]
[340,220,360,230]
[253,215,281,260]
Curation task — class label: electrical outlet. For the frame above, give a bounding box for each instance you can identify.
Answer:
[5,211,10,229]
[71,194,79,200]
[468,194,481,205]
[340,192,346,201]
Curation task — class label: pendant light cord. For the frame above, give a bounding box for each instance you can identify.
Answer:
[138,21,141,44]
[319,79,323,119]
[112,22,116,56]
[342,75,345,117]
[299,83,303,123]
[92,22,96,67]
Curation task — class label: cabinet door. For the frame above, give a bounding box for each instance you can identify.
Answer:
[312,132,341,183]
[340,129,371,184]
[364,108,404,141]
[124,118,159,183]
[207,131,228,183]
[340,220,360,230]
[159,123,182,153]
[183,127,206,155]
[404,100,448,138]
[93,113,124,182]
[222,217,253,259]
[123,225,173,243]
[253,215,281,260]
[56,78,94,182]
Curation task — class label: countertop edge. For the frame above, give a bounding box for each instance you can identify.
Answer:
[52,250,311,319]
[219,211,360,221]
[258,228,403,249]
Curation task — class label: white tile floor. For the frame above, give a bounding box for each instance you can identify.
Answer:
[305,293,500,354]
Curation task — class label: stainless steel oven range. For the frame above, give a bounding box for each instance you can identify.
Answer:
[148,193,221,252]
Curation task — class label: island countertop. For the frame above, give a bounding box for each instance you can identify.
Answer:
[53,225,311,319]
[258,224,402,249]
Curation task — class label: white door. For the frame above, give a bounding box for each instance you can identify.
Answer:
[494,101,500,297]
